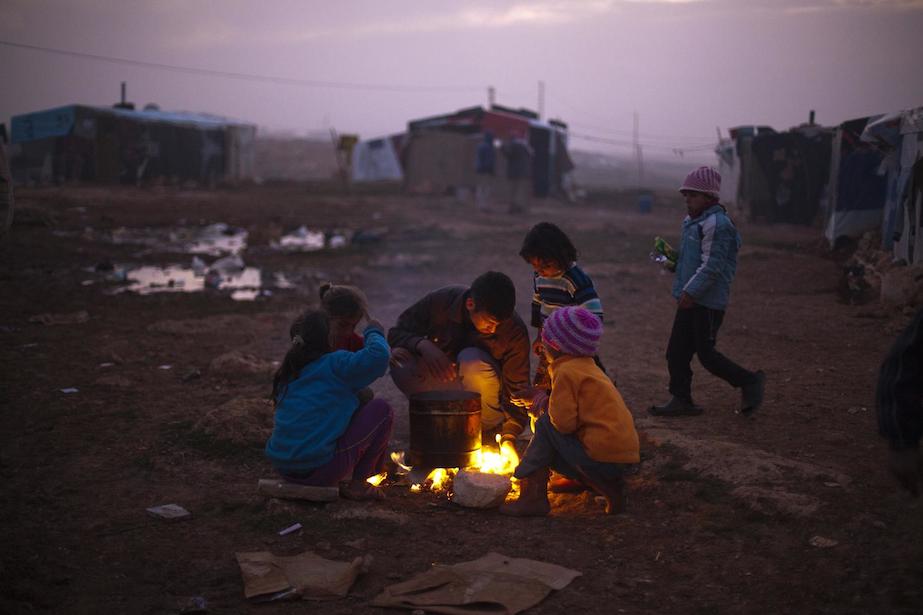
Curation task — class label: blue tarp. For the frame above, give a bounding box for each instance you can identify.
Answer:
[11,106,75,143]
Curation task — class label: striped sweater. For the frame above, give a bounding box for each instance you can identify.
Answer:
[531,263,603,329]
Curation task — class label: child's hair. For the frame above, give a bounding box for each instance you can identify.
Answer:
[319,282,368,320]
[470,271,516,320]
[271,309,332,403]
[518,222,578,270]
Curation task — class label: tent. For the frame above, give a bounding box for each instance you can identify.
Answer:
[887,107,923,264]
[749,125,833,225]
[350,135,404,183]
[714,137,739,208]
[823,116,887,246]
[729,125,775,221]
[403,105,571,198]
[9,104,255,185]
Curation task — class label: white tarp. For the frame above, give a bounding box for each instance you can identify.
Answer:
[351,137,403,182]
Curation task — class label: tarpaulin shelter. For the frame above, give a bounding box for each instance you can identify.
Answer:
[729,125,775,221]
[402,105,572,198]
[9,104,255,186]
[350,134,404,183]
[749,124,833,225]
[868,107,923,265]
[823,115,887,246]
[714,137,739,208]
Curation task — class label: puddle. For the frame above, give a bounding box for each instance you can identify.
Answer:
[112,264,265,301]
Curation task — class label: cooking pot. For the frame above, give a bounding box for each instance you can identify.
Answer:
[406,390,481,468]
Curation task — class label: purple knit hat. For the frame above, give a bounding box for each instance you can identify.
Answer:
[541,306,602,357]
[679,166,721,198]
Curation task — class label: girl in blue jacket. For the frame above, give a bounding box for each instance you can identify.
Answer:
[266,308,393,500]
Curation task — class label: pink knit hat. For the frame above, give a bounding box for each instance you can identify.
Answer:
[679,166,721,198]
[541,306,602,357]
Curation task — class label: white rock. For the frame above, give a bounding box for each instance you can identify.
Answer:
[451,470,511,509]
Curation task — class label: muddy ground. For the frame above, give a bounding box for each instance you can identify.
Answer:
[1,184,921,614]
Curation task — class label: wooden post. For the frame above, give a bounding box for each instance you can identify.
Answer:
[258,479,339,502]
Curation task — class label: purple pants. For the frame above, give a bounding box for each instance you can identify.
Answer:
[280,399,394,486]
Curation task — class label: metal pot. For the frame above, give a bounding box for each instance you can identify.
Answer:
[406,390,482,468]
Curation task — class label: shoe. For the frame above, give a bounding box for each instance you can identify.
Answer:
[548,474,586,493]
[740,370,765,416]
[648,396,704,417]
[499,468,550,517]
[576,468,627,515]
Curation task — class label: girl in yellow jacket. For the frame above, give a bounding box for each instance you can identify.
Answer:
[501,306,639,516]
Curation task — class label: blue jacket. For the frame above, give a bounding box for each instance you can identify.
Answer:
[672,204,741,310]
[265,326,390,473]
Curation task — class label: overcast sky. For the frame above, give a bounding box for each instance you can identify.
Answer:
[2,0,922,161]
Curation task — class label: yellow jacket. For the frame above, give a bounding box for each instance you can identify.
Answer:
[547,355,640,464]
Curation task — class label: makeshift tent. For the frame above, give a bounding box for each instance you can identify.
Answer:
[888,107,923,265]
[10,104,255,185]
[714,138,739,208]
[730,126,775,221]
[350,135,403,183]
[403,105,571,198]
[749,125,833,225]
[824,116,887,246]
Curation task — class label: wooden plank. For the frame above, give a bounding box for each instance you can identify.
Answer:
[257,479,339,502]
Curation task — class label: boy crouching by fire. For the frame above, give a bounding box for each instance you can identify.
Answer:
[501,306,640,516]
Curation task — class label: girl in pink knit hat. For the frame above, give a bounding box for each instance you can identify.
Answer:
[500,306,640,516]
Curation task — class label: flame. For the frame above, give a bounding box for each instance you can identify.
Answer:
[401,434,520,494]
[366,472,387,487]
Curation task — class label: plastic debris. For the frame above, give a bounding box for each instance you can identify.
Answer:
[146,503,192,521]
[278,523,303,536]
[60,387,79,394]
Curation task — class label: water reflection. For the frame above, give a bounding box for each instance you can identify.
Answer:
[116,265,264,300]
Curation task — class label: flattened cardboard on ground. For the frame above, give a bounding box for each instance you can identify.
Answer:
[235,550,370,601]
[146,503,191,521]
[371,552,581,615]
[257,479,339,502]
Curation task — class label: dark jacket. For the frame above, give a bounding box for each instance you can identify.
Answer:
[503,138,533,179]
[877,307,923,450]
[388,285,531,437]
[475,133,496,175]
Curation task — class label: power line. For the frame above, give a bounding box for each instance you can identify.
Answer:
[570,131,717,153]
[0,39,484,93]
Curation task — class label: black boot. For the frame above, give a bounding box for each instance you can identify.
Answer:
[740,370,766,416]
[499,468,550,517]
[648,396,703,417]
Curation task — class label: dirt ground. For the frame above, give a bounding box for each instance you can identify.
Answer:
[1,183,921,615]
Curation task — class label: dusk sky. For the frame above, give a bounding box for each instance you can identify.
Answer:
[2,0,922,161]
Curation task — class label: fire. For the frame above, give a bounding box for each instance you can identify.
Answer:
[366,472,387,487]
[399,435,520,494]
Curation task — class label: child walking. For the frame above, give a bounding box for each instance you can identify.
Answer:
[648,167,765,417]
[519,222,604,389]
[501,307,639,516]
[266,308,393,501]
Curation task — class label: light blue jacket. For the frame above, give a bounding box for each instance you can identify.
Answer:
[265,326,390,473]
[671,204,741,310]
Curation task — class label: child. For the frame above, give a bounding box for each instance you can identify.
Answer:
[266,308,393,501]
[648,167,764,417]
[519,222,604,389]
[501,306,639,516]
[319,282,369,351]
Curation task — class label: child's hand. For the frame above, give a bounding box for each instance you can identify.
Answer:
[531,336,544,357]
[389,347,413,368]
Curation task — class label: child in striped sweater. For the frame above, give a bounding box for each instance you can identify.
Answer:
[519,222,605,389]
